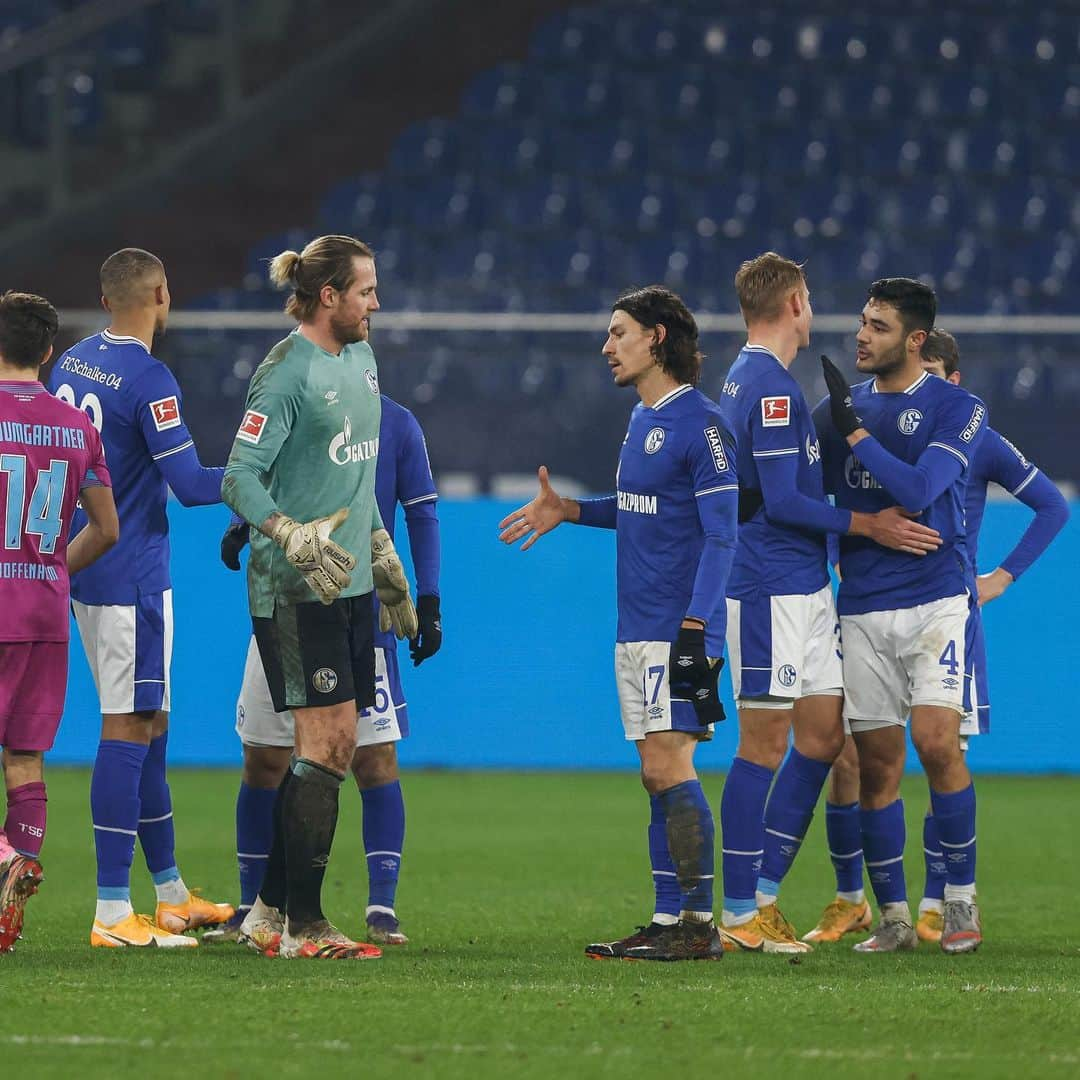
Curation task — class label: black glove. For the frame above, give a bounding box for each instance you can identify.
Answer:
[408,594,442,667]
[821,354,863,438]
[220,519,250,571]
[669,627,726,726]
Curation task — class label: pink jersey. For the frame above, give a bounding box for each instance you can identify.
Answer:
[0,381,111,642]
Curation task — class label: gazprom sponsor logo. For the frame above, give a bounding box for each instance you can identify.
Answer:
[959,403,986,443]
[617,490,658,515]
[328,415,379,465]
[844,454,882,490]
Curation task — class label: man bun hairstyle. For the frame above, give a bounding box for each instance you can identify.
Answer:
[269,235,374,322]
[613,284,704,387]
[0,290,59,369]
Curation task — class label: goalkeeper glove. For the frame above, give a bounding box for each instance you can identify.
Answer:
[669,627,726,727]
[371,528,418,640]
[821,353,864,438]
[271,508,356,605]
[220,518,249,571]
[409,594,442,667]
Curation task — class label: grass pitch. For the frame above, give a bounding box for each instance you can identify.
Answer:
[1,769,1078,1079]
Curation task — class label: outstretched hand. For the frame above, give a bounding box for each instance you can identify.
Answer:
[497,466,567,551]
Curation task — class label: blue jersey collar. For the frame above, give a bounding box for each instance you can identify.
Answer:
[101,330,151,353]
[649,384,693,411]
[871,371,930,395]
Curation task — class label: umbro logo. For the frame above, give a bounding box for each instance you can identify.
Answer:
[325,390,339,405]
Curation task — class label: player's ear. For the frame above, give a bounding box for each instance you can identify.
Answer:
[41,343,53,367]
[948,372,961,386]
[908,328,928,354]
[319,283,337,309]
[653,323,667,347]
[100,294,111,314]
[154,283,166,306]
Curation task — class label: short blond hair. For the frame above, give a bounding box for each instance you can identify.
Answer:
[734,252,806,323]
[269,235,374,322]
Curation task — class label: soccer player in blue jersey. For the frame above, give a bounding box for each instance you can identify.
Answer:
[500,286,735,961]
[816,278,988,953]
[807,328,1069,945]
[47,249,232,947]
[715,254,942,954]
[208,394,440,947]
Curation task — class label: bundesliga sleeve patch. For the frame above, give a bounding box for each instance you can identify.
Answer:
[704,426,729,473]
[149,396,182,432]
[236,409,268,444]
[761,395,791,427]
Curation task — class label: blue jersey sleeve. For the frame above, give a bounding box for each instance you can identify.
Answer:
[982,435,1070,580]
[396,410,438,508]
[746,373,804,461]
[686,423,738,634]
[577,496,617,528]
[852,393,987,512]
[397,410,440,596]
[134,365,223,506]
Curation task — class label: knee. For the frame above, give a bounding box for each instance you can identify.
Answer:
[242,747,289,789]
[737,728,787,772]
[858,758,899,805]
[352,744,398,789]
[912,729,961,777]
[799,724,846,765]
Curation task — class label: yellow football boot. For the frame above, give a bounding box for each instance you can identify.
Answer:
[916,907,944,943]
[801,897,873,943]
[719,910,812,954]
[91,912,198,948]
[155,890,234,934]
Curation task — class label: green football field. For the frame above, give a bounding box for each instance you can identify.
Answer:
[1,769,1078,1079]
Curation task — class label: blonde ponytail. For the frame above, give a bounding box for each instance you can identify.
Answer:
[268,249,301,288]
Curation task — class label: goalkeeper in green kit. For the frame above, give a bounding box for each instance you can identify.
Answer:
[222,234,417,960]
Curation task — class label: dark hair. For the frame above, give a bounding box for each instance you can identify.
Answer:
[269,235,374,321]
[0,290,59,369]
[922,327,960,376]
[100,247,165,308]
[867,277,937,336]
[612,285,704,386]
[734,251,806,322]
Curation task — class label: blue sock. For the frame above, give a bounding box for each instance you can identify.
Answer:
[930,784,976,894]
[236,782,277,908]
[137,732,178,882]
[361,780,405,912]
[922,812,946,902]
[656,779,714,917]
[648,794,681,921]
[826,801,864,894]
[91,739,149,902]
[860,800,907,906]
[760,748,832,893]
[720,757,774,918]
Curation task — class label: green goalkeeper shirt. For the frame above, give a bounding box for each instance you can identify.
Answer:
[222,330,383,616]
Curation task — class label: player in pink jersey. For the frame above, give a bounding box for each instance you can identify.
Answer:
[0,291,118,953]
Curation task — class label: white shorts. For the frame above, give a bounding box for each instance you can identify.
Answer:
[841,593,969,731]
[614,640,714,742]
[235,635,407,748]
[726,584,843,708]
[72,591,173,714]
